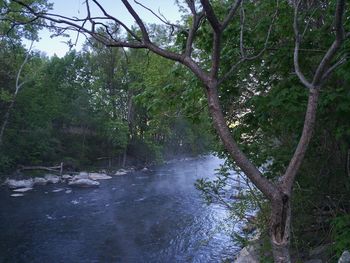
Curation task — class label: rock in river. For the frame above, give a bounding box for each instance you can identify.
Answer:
[12,187,33,193]
[62,174,72,180]
[68,179,100,187]
[114,169,127,176]
[5,178,34,189]
[88,173,112,180]
[72,172,89,180]
[10,193,25,197]
[44,174,60,184]
[34,177,47,185]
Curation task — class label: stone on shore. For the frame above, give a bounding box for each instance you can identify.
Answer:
[234,244,260,263]
[339,251,350,263]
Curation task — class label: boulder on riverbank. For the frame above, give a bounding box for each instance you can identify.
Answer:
[234,244,260,263]
[338,251,350,263]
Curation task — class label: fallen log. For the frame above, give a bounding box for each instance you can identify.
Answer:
[18,162,64,175]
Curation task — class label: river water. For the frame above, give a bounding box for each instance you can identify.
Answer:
[0,156,241,263]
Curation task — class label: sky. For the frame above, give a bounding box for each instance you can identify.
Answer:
[25,0,181,57]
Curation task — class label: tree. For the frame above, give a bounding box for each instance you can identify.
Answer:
[0,41,32,147]
[5,0,349,261]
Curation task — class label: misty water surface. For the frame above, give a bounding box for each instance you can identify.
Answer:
[0,155,242,263]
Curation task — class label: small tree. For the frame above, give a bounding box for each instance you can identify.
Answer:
[6,0,349,261]
[0,41,33,147]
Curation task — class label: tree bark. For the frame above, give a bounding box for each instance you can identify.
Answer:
[205,82,293,262]
[270,191,292,263]
[206,83,277,201]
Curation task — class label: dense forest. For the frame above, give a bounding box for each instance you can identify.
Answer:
[0,33,214,172]
[1,0,350,262]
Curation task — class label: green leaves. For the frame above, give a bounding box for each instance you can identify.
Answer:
[331,215,350,257]
[1,0,52,41]
[0,89,13,102]
[102,119,129,149]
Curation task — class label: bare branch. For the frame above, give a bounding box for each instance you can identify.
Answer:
[0,42,33,147]
[121,0,150,43]
[293,0,346,89]
[210,33,221,78]
[284,0,347,192]
[222,0,242,30]
[239,1,245,58]
[293,0,314,89]
[181,0,205,57]
[15,41,33,93]
[219,0,279,85]
[321,56,348,82]
[206,84,277,201]
[200,0,221,32]
[301,7,319,38]
[134,0,180,30]
[185,0,196,15]
[312,0,345,86]
[185,11,204,57]
[218,58,245,87]
[282,88,319,192]
[91,0,142,42]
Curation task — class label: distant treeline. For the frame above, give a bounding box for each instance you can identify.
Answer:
[0,38,214,173]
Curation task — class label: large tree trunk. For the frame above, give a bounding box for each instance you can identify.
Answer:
[270,192,292,263]
[206,83,294,262]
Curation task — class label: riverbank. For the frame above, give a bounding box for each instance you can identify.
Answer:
[1,155,208,195]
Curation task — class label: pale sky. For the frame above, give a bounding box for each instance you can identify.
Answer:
[25,0,181,57]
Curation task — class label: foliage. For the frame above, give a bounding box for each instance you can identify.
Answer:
[0,0,51,41]
[331,215,350,258]
[0,25,214,173]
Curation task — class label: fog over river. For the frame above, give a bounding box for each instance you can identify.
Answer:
[0,156,242,263]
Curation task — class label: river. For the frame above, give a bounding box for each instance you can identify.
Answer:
[0,155,242,263]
